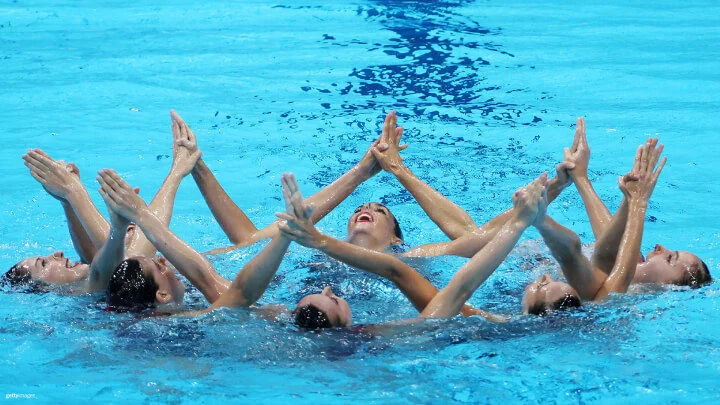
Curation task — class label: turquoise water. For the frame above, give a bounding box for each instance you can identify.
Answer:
[2,0,719,402]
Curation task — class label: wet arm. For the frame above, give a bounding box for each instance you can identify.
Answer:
[134,209,230,303]
[191,158,260,245]
[208,234,291,309]
[62,200,99,263]
[420,218,527,318]
[403,176,568,258]
[535,215,607,301]
[593,200,646,299]
[85,220,127,292]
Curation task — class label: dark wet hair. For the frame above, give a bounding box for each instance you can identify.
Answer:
[106,259,158,311]
[294,304,332,329]
[527,293,582,316]
[0,263,45,293]
[679,259,712,288]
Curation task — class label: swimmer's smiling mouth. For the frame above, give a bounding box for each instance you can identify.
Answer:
[356,212,374,223]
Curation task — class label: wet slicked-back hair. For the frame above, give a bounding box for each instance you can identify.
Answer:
[294,304,332,329]
[106,259,158,311]
[527,293,582,316]
[680,260,712,288]
[1,263,44,293]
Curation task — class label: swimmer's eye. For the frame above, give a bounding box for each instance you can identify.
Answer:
[667,254,672,264]
[375,208,388,215]
[41,259,47,267]
[330,297,339,304]
[354,208,361,213]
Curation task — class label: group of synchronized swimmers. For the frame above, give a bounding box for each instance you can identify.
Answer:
[3,110,711,330]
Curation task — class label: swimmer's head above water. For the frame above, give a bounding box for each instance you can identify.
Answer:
[345,202,403,251]
[3,251,89,289]
[293,286,352,329]
[105,256,185,311]
[635,244,711,288]
[522,274,582,316]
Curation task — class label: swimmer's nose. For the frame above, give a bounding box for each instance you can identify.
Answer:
[52,251,64,258]
[322,286,333,296]
[541,273,551,283]
[654,244,667,253]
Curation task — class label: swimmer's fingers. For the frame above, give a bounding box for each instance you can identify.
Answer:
[381,110,396,142]
[647,142,664,172]
[631,145,643,174]
[653,156,667,179]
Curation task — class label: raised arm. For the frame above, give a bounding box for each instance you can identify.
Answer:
[23,149,109,259]
[85,192,131,292]
[565,117,618,239]
[593,141,665,299]
[590,139,662,274]
[370,111,477,239]
[208,173,300,309]
[419,173,546,318]
[534,215,607,301]
[97,169,230,303]
[403,161,573,258]
[125,115,202,258]
[177,109,391,249]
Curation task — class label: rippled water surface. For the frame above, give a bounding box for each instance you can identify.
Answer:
[1,0,719,402]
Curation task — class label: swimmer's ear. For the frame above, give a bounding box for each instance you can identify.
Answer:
[390,236,402,245]
[155,289,173,304]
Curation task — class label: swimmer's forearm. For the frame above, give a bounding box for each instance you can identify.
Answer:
[591,197,630,274]
[221,234,291,308]
[65,188,110,249]
[536,216,605,301]
[135,210,229,303]
[573,176,613,240]
[62,200,98,263]
[303,163,373,224]
[192,158,259,245]
[86,222,127,292]
[421,218,526,318]
[594,200,646,299]
[318,236,439,311]
[388,164,477,239]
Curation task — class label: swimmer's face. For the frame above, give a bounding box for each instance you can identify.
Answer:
[639,244,708,287]
[134,256,185,304]
[346,202,401,248]
[16,251,89,285]
[296,286,352,327]
[522,274,581,315]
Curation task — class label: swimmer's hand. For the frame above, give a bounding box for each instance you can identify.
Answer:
[170,110,202,177]
[97,169,149,222]
[23,149,83,201]
[369,110,408,174]
[512,172,548,228]
[275,173,327,249]
[618,138,665,203]
[565,117,590,180]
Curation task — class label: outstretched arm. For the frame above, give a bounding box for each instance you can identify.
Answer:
[177,110,392,249]
[420,173,546,318]
[97,169,230,304]
[371,111,476,239]
[403,162,573,258]
[85,194,131,292]
[23,149,109,259]
[125,114,202,258]
[592,141,665,299]
[565,117,618,239]
[534,215,606,301]
[208,174,302,309]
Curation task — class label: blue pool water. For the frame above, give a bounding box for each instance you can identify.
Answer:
[2,0,719,402]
